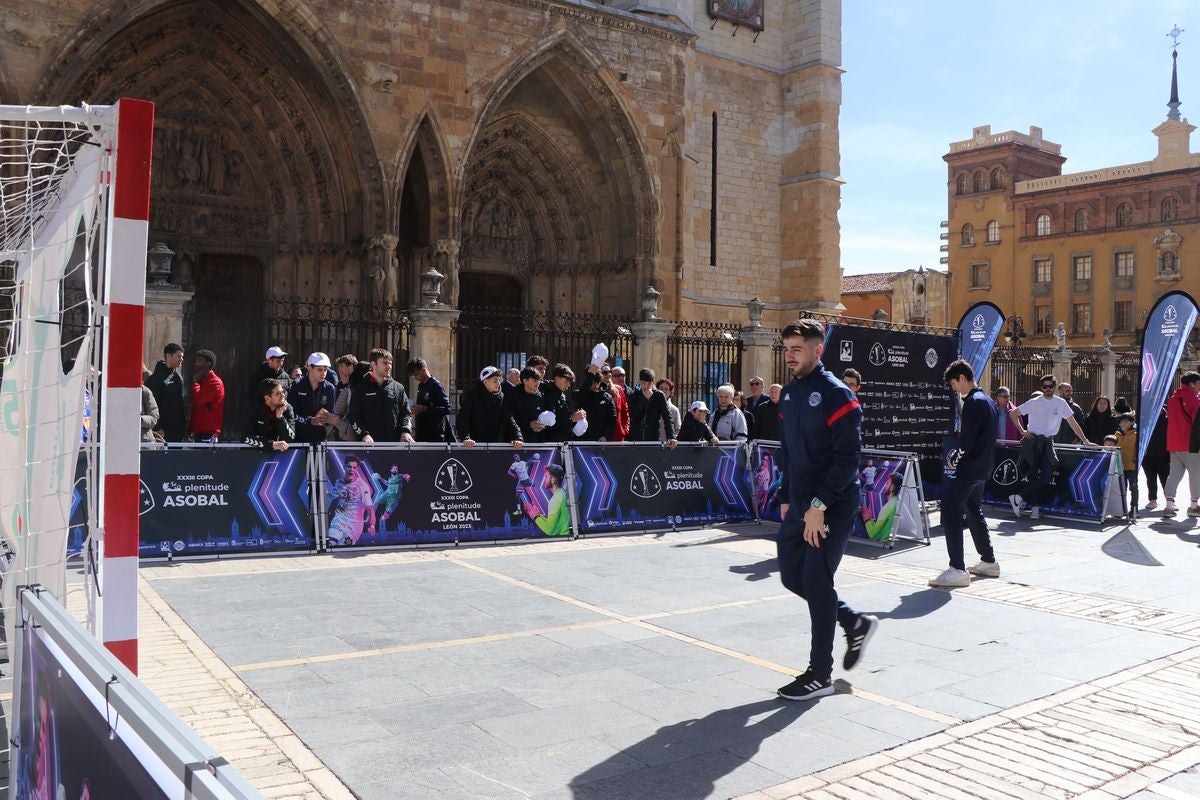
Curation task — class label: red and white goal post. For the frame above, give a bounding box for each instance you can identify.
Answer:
[0,98,154,673]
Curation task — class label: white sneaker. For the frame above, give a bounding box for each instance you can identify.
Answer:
[928,568,971,588]
[1145,500,1158,511]
[1164,502,1179,518]
[1008,494,1023,516]
[967,560,1000,577]
[1029,506,1040,520]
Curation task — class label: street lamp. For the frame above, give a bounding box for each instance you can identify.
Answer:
[1004,314,1026,346]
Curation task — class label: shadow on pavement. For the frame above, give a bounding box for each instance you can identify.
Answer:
[866,587,953,620]
[1101,528,1163,566]
[728,558,777,582]
[568,698,810,800]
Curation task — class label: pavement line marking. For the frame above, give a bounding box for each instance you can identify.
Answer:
[140,532,705,581]
[232,618,622,672]
[232,590,796,672]
[449,559,962,726]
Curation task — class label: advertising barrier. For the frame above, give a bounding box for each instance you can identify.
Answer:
[13,587,260,799]
[138,444,315,558]
[972,440,1125,523]
[750,442,929,546]
[570,442,753,534]
[322,443,568,547]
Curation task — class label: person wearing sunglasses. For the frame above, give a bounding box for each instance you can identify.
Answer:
[1006,374,1090,519]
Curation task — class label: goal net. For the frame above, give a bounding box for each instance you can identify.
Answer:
[0,101,152,682]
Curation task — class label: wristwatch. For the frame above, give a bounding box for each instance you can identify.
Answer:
[810,497,827,512]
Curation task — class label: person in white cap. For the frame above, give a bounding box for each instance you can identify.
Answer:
[288,352,338,444]
[247,345,291,428]
[679,401,719,445]
[456,366,522,448]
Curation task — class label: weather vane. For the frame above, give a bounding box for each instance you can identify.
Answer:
[1169,25,1184,49]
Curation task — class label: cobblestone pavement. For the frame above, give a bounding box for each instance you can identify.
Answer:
[137,504,1200,799]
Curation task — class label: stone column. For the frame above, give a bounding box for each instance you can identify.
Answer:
[408,307,460,395]
[1052,347,1074,386]
[144,287,194,367]
[1100,348,1118,400]
[631,285,671,378]
[142,243,193,368]
[631,320,674,379]
[739,298,778,385]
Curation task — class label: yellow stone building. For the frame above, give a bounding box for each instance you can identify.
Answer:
[944,52,1200,349]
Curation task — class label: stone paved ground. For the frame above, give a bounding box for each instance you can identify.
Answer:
[135,493,1200,800]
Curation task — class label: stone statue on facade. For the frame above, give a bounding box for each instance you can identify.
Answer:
[365,234,400,306]
[1055,322,1067,351]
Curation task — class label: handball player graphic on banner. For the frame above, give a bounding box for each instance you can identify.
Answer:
[1137,291,1200,467]
[323,444,568,546]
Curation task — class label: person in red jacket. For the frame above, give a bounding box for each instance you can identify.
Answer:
[1163,371,1200,518]
[607,366,631,442]
[187,349,226,442]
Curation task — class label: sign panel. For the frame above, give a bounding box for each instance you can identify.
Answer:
[572,443,753,533]
[822,323,957,489]
[139,446,313,557]
[324,445,567,546]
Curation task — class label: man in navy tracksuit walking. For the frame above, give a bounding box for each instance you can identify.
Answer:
[775,320,878,701]
[929,359,999,588]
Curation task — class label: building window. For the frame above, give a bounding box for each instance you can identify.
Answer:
[1036,213,1052,236]
[973,171,987,192]
[990,166,1005,188]
[986,219,999,243]
[1035,305,1053,335]
[961,223,975,246]
[1072,303,1091,334]
[1034,257,1052,284]
[1162,196,1180,222]
[1072,254,1092,281]
[970,261,990,288]
[1114,251,1134,277]
[1074,208,1089,232]
[1113,301,1134,332]
[1116,202,1133,227]
[956,174,967,195]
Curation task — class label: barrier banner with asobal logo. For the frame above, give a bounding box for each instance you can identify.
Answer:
[139,446,312,557]
[323,444,566,546]
[571,443,753,533]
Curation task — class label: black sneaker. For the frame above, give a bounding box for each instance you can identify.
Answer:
[777,669,834,701]
[842,614,879,671]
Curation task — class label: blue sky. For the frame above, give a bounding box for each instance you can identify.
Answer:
[839,1,1196,275]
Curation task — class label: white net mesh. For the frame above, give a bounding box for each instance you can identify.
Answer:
[0,106,116,784]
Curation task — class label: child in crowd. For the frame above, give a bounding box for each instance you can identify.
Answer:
[1114,413,1138,519]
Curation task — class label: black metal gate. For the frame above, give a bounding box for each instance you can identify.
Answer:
[987,346,1053,402]
[666,321,743,410]
[1115,351,1140,407]
[263,298,410,368]
[452,307,636,396]
[1070,350,1104,411]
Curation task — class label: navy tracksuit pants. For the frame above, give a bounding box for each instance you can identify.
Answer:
[777,499,861,679]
